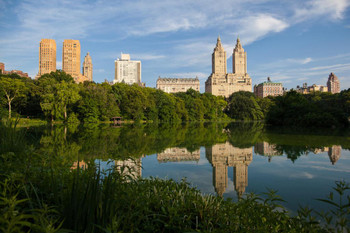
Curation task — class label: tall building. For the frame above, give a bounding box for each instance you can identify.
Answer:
[254,77,283,98]
[113,53,141,85]
[82,52,93,82]
[62,39,81,82]
[38,39,56,77]
[327,72,340,94]
[156,77,200,93]
[205,37,252,97]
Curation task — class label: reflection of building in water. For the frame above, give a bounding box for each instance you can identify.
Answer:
[115,158,142,179]
[206,142,252,197]
[71,160,88,170]
[328,145,342,165]
[254,142,282,162]
[157,147,200,163]
[313,147,329,154]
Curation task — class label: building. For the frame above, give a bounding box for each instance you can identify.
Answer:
[82,52,93,82]
[157,147,200,162]
[62,39,84,82]
[38,39,56,78]
[206,142,252,197]
[327,72,340,94]
[113,53,141,85]
[0,62,5,74]
[254,77,283,98]
[205,37,252,97]
[156,77,200,93]
[296,83,328,94]
[0,62,29,78]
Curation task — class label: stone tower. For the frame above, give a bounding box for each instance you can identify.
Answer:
[83,52,93,82]
[38,39,56,77]
[233,37,247,75]
[327,72,340,94]
[212,36,227,74]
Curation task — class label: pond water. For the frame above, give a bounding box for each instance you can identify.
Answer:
[27,122,350,213]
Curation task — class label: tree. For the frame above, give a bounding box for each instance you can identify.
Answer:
[56,82,81,121]
[225,91,264,121]
[0,77,27,118]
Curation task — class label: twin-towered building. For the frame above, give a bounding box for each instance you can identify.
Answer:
[156,37,252,96]
[205,37,252,97]
[37,39,93,83]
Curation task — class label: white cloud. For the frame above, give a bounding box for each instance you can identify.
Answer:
[236,14,289,45]
[294,0,350,22]
[287,57,313,64]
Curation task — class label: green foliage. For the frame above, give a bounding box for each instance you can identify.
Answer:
[225,91,264,121]
[266,90,350,128]
[0,76,28,119]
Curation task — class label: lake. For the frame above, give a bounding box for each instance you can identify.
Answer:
[26,122,350,213]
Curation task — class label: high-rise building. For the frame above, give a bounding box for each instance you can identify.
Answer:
[113,53,141,85]
[327,72,340,94]
[205,37,252,97]
[38,39,56,78]
[156,77,200,93]
[62,39,81,82]
[82,52,93,82]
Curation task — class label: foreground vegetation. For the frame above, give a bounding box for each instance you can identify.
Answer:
[1,71,349,127]
[1,121,350,232]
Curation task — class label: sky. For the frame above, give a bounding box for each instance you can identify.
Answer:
[1,0,350,92]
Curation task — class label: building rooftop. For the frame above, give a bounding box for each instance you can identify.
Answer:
[157,77,199,82]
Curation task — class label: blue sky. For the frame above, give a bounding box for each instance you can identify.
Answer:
[1,0,350,92]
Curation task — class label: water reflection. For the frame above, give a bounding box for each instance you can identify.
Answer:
[157,148,200,163]
[206,142,252,197]
[25,123,349,212]
[328,145,341,165]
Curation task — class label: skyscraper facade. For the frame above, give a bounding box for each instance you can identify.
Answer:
[113,53,141,85]
[205,37,252,97]
[38,39,56,77]
[327,72,340,94]
[62,39,81,81]
[82,52,93,82]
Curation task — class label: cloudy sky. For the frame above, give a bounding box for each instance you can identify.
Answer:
[1,0,350,91]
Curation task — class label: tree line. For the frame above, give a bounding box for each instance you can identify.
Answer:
[1,70,349,127]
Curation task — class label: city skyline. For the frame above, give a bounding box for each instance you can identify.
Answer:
[1,0,350,92]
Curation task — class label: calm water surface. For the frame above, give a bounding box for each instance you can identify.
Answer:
[28,122,350,213]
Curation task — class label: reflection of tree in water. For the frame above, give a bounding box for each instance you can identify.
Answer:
[34,123,229,166]
[226,122,264,148]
